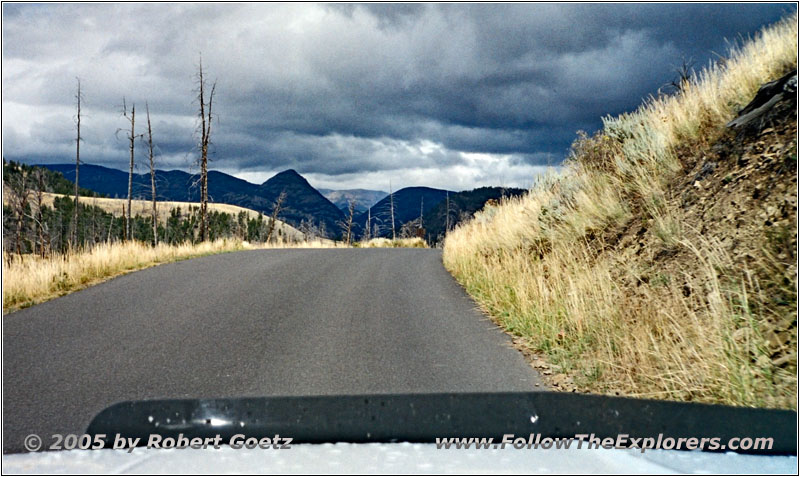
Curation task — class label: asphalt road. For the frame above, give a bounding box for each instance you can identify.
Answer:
[3,248,541,453]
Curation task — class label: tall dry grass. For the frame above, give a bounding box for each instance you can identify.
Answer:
[3,237,348,313]
[444,15,797,408]
[3,239,248,313]
[355,237,428,248]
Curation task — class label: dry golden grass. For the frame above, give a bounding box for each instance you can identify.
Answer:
[3,237,348,314]
[3,239,248,313]
[258,237,348,249]
[356,237,428,248]
[444,15,797,408]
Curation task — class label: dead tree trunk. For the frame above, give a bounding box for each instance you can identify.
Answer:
[419,196,424,229]
[146,103,158,246]
[727,71,797,128]
[106,213,114,243]
[34,169,45,257]
[344,200,355,245]
[265,191,286,243]
[364,208,371,241]
[445,191,450,233]
[389,182,396,240]
[73,79,82,247]
[10,170,30,256]
[197,57,216,242]
[122,204,127,241]
[122,98,139,241]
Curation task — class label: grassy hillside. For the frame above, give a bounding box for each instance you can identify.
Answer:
[443,15,797,408]
[31,192,304,241]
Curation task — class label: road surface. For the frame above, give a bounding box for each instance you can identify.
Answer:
[3,248,541,453]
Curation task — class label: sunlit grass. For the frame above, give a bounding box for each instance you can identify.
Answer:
[3,237,347,313]
[443,14,797,408]
[355,237,428,248]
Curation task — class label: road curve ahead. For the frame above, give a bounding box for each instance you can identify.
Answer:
[3,249,541,453]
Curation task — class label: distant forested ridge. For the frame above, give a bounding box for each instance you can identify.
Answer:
[3,160,297,255]
[420,187,527,244]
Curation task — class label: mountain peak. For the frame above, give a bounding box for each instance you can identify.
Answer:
[261,169,305,186]
[276,168,301,177]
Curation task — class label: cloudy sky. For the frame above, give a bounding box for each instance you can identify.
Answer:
[2,3,794,191]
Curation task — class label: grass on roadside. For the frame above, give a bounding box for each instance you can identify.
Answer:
[443,14,797,408]
[354,237,428,248]
[3,237,347,314]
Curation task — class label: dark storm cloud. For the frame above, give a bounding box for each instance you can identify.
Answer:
[2,3,794,190]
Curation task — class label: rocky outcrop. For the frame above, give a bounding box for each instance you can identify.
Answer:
[727,70,797,129]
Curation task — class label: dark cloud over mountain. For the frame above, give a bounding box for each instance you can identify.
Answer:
[2,3,793,190]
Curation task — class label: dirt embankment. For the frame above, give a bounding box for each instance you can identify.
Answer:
[584,72,797,399]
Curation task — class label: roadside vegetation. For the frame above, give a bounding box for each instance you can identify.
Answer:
[3,161,346,313]
[355,237,428,248]
[34,192,300,233]
[3,160,308,252]
[3,236,346,314]
[3,239,247,313]
[443,14,797,408]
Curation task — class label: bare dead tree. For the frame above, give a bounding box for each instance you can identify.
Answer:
[298,219,320,241]
[389,181,396,240]
[418,196,424,236]
[668,56,695,94]
[145,102,158,246]
[8,168,31,256]
[445,191,450,233]
[399,221,414,239]
[265,191,286,243]
[364,207,372,241]
[122,203,127,241]
[73,79,82,246]
[33,169,46,257]
[196,56,216,242]
[342,199,355,245]
[89,199,97,246]
[106,213,114,243]
[121,98,142,241]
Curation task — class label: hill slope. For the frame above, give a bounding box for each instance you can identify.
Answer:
[354,187,449,239]
[443,15,797,409]
[39,165,345,238]
[4,160,103,198]
[319,188,387,214]
[31,193,304,241]
[257,170,345,237]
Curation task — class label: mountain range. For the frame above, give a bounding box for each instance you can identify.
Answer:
[40,164,346,237]
[318,188,387,215]
[38,164,522,242]
[353,187,449,238]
